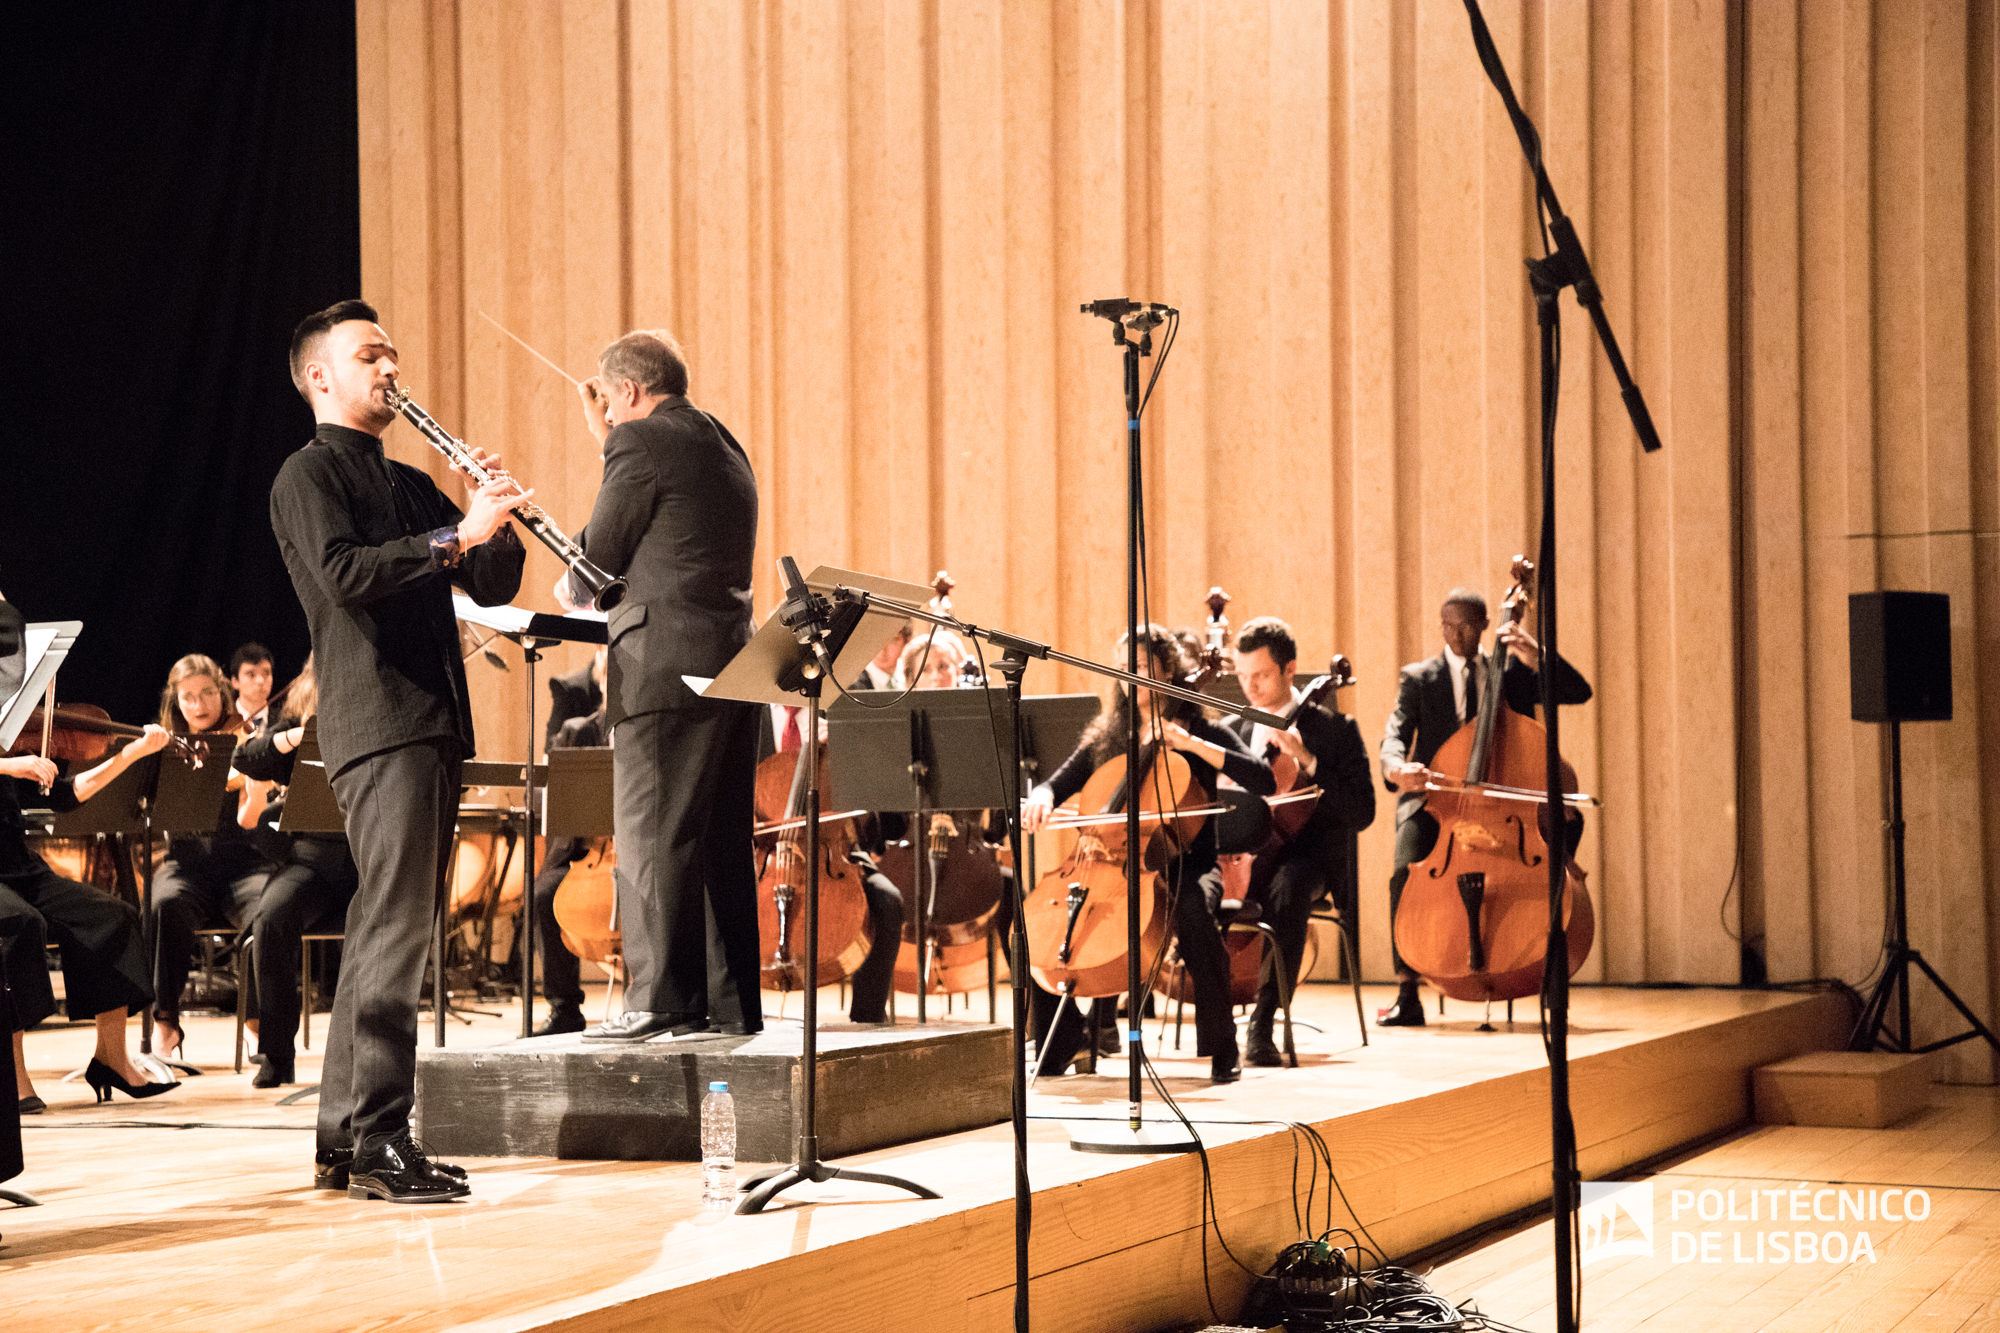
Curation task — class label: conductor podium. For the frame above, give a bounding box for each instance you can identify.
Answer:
[414,568,1012,1167]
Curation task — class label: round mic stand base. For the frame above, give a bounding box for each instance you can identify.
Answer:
[1065,1119,1199,1155]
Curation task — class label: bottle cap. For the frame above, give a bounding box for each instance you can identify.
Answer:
[708,1081,728,1092]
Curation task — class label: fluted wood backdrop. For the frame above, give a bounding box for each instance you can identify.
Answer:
[355,0,1997,1072]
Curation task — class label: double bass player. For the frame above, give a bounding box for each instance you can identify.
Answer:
[1378,588,1590,1026]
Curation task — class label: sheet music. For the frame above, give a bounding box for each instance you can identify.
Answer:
[452,594,608,636]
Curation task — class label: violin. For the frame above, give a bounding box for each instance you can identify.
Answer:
[7,702,207,770]
[753,737,874,991]
[1393,557,1595,1004]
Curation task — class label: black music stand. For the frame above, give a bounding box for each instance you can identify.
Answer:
[452,595,607,1038]
[828,689,1097,1021]
[543,746,616,1018]
[700,559,938,1215]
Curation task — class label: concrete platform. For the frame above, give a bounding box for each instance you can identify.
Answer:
[413,1019,1012,1161]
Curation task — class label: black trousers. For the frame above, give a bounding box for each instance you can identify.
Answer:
[612,702,761,1027]
[151,845,269,1024]
[1032,860,1232,1072]
[1247,825,1348,1028]
[1,863,150,1030]
[252,839,357,1061]
[530,838,586,1012]
[849,867,904,1024]
[319,739,460,1154]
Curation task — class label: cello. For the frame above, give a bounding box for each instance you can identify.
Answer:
[1392,558,1595,1006]
[754,727,874,991]
[1023,639,1220,1000]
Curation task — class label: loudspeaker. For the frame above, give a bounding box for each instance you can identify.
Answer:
[1849,592,1952,722]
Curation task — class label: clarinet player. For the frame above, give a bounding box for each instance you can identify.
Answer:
[270,300,526,1203]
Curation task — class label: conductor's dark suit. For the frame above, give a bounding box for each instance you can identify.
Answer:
[570,396,760,1028]
[1379,649,1590,972]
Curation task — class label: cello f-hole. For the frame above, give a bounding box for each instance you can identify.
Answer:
[1506,813,1543,868]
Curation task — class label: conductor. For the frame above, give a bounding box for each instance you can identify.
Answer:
[556,330,762,1041]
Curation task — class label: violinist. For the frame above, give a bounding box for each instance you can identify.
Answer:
[149,654,273,1062]
[229,642,277,732]
[1215,617,1375,1066]
[2,597,178,1109]
[1022,626,1274,1083]
[1378,588,1591,1026]
[529,654,609,1037]
[229,657,359,1086]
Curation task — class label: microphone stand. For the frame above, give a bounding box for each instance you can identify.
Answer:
[1459,5,1662,1331]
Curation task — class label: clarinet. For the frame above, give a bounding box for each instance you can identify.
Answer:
[385,385,627,612]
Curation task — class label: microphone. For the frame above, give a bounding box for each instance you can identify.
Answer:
[775,556,834,679]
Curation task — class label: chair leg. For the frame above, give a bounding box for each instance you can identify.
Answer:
[234,934,250,1073]
[301,941,314,1052]
[1337,918,1368,1048]
[1251,921,1300,1067]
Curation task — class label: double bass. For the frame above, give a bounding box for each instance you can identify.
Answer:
[1393,558,1595,1005]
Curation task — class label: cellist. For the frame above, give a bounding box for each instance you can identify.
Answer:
[1211,616,1376,1066]
[1022,626,1273,1083]
[1378,588,1591,1026]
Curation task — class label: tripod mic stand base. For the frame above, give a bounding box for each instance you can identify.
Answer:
[735,1157,941,1215]
[1066,1120,1200,1155]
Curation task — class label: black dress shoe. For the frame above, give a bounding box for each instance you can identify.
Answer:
[346,1133,470,1203]
[584,1011,707,1041]
[1376,983,1427,1028]
[714,1021,761,1036]
[532,1006,587,1037]
[317,1144,465,1191]
[1210,1048,1242,1084]
[250,1053,294,1088]
[1244,1030,1285,1068]
[17,1095,45,1115]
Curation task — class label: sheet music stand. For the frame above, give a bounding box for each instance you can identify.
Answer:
[700,560,939,1215]
[827,689,1097,1020]
[453,594,606,1038]
[0,621,80,751]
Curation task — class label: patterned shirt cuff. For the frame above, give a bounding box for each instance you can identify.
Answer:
[489,523,523,551]
[427,525,464,569]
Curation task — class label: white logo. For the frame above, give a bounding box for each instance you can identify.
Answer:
[1580,1180,1655,1264]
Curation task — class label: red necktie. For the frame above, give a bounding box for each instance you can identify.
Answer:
[779,706,803,753]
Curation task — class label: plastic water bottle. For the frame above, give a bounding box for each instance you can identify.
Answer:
[700,1080,736,1205]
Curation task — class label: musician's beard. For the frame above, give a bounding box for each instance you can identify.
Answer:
[341,379,398,433]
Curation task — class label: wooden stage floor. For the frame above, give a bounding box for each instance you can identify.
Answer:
[3,982,1854,1332]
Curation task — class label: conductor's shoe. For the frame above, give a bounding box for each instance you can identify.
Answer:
[346,1133,470,1204]
[584,1010,706,1041]
[532,1005,587,1037]
[1376,982,1427,1028]
[715,1021,762,1036]
[250,1053,294,1088]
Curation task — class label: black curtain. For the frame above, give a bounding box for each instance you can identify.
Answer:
[0,2,358,725]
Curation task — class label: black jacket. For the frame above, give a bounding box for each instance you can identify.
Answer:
[1380,648,1592,817]
[545,665,603,750]
[270,424,525,777]
[1226,697,1376,843]
[567,398,757,726]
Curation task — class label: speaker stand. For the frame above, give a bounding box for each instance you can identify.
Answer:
[1849,719,2000,1058]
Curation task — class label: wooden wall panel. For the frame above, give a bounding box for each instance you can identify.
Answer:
[352,0,1999,1035]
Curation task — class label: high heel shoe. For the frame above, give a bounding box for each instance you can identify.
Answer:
[83,1058,178,1103]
